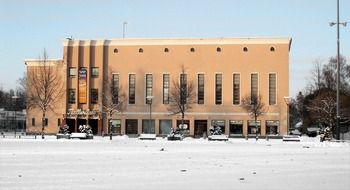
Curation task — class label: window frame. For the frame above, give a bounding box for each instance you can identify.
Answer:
[128,74,136,104]
[197,73,205,104]
[69,67,76,77]
[268,73,277,105]
[215,73,223,105]
[232,73,241,105]
[163,74,170,104]
[250,73,259,100]
[145,74,153,104]
[68,88,76,104]
[91,67,99,78]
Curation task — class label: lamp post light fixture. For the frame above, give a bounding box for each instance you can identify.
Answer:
[284,96,291,135]
[146,96,153,134]
[123,21,128,39]
[12,95,19,138]
[329,0,347,140]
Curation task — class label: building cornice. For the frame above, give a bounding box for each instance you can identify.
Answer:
[63,37,292,49]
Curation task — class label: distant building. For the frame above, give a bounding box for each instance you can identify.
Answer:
[25,37,292,137]
[0,109,26,133]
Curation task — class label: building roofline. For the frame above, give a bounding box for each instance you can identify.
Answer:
[63,37,292,50]
[24,59,63,66]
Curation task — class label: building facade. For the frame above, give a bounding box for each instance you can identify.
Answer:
[25,38,292,137]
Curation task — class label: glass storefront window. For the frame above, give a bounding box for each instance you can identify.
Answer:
[266,120,279,135]
[142,119,155,134]
[248,120,261,135]
[229,120,243,135]
[159,120,172,135]
[211,120,225,133]
[110,119,121,134]
[125,119,138,134]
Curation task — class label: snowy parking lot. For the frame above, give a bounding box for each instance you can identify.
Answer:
[1,136,349,190]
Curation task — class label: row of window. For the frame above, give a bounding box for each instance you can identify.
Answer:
[69,67,99,78]
[68,73,277,105]
[113,46,276,53]
[121,119,279,135]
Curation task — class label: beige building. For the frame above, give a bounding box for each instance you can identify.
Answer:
[25,37,292,138]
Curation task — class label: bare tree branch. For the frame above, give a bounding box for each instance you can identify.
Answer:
[26,49,65,138]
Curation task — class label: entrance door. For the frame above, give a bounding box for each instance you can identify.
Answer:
[194,120,208,138]
[65,119,76,133]
[88,119,98,135]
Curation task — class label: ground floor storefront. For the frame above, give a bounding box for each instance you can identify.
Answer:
[79,114,287,138]
[26,111,287,137]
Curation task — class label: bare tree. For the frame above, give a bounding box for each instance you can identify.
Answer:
[322,55,349,92]
[241,94,267,141]
[308,58,324,92]
[307,91,336,137]
[167,65,196,133]
[27,49,65,139]
[102,74,127,137]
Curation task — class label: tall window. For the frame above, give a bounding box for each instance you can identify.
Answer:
[145,74,153,104]
[251,73,258,99]
[68,89,76,104]
[215,74,222,105]
[197,74,205,104]
[90,88,98,104]
[129,74,136,104]
[163,74,170,104]
[269,73,277,105]
[112,74,119,104]
[233,73,240,105]
[180,74,187,104]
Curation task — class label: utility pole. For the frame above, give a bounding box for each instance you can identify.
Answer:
[329,0,347,140]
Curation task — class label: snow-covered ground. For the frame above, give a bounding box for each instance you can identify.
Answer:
[1,136,349,190]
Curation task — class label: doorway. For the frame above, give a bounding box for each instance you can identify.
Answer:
[194,120,208,138]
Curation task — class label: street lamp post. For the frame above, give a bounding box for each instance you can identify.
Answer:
[284,97,291,135]
[123,21,128,39]
[146,96,153,134]
[12,95,19,138]
[329,0,347,140]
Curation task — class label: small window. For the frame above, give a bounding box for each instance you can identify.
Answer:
[42,118,48,126]
[58,119,61,126]
[114,48,118,53]
[270,47,275,52]
[216,47,221,52]
[243,47,248,52]
[91,67,99,78]
[139,48,143,53]
[190,47,195,52]
[90,89,98,104]
[69,67,76,77]
[68,89,76,104]
[164,48,169,52]
[32,118,35,126]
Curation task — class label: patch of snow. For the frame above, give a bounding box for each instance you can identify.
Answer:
[0,136,349,190]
